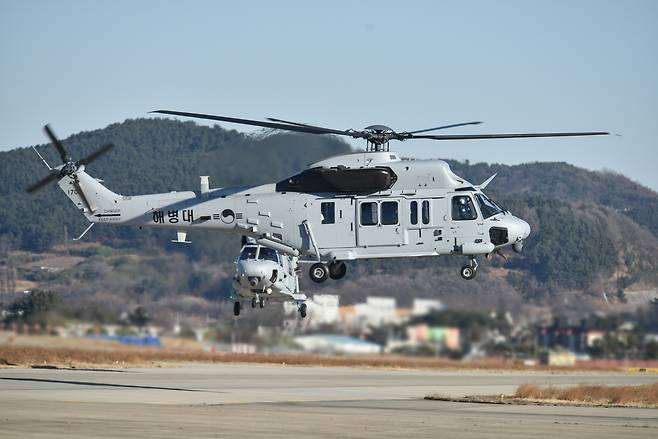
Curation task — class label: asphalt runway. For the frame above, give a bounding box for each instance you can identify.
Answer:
[0,364,656,438]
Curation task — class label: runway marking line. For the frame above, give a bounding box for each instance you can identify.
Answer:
[193,397,412,407]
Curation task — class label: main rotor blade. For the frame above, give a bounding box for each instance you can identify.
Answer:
[406,121,483,135]
[152,110,362,138]
[43,124,68,162]
[77,143,114,167]
[266,117,331,130]
[411,131,609,140]
[26,171,61,193]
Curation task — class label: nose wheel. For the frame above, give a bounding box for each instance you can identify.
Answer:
[460,258,478,280]
[298,302,307,318]
[233,301,241,316]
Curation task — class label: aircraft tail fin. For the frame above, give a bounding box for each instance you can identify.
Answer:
[26,124,119,223]
[57,170,121,221]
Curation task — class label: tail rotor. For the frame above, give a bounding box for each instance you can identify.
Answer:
[26,124,115,196]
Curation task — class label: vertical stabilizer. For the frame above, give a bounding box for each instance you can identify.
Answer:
[57,170,120,221]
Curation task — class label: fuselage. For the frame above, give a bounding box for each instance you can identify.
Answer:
[59,151,530,263]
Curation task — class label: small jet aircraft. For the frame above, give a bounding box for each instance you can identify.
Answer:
[232,238,307,317]
[27,115,607,283]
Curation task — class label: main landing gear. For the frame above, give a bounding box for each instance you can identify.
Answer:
[460,257,479,280]
[309,261,346,283]
[234,296,266,317]
[298,302,307,319]
[250,297,265,309]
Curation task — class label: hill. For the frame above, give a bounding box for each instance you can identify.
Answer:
[1,118,657,319]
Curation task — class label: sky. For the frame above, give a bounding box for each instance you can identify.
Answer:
[1,0,657,190]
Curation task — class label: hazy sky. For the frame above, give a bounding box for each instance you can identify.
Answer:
[2,1,657,190]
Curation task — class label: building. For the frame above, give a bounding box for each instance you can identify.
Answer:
[412,298,443,316]
[306,294,340,326]
[536,318,588,353]
[354,297,397,327]
[294,334,381,354]
[406,324,461,350]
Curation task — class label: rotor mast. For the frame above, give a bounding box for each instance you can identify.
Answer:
[364,125,394,152]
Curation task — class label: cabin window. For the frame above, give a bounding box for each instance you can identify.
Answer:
[381,201,399,225]
[422,200,430,224]
[360,202,378,226]
[410,201,418,225]
[258,247,279,263]
[452,196,477,221]
[239,246,258,260]
[321,202,335,224]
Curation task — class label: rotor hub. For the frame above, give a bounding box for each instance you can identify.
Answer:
[363,125,396,151]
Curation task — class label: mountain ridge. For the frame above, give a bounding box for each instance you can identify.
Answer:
[1,118,656,314]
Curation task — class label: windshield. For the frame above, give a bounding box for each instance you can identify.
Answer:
[475,193,504,219]
[239,246,258,260]
[257,247,279,263]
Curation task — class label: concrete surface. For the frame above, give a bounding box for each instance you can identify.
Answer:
[0,363,656,438]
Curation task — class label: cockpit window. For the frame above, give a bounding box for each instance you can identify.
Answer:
[451,196,477,221]
[474,193,503,219]
[239,246,258,260]
[257,247,279,263]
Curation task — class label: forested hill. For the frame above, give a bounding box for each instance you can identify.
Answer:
[1,118,658,301]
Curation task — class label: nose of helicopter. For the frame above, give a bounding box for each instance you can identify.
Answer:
[507,215,531,242]
[238,261,267,278]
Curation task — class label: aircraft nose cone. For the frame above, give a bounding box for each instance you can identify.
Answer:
[243,265,266,278]
[521,219,531,239]
[508,216,531,242]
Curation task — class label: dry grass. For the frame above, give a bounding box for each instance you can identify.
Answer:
[0,344,513,369]
[515,382,658,407]
[0,342,651,372]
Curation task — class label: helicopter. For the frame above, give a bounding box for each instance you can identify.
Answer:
[232,237,307,317]
[26,113,608,282]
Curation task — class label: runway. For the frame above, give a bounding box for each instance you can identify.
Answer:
[0,364,656,438]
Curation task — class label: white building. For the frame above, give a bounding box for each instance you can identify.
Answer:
[294,334,381,355]
[412,298,443,316]
[354,297,397,327]
[307,294,340,325]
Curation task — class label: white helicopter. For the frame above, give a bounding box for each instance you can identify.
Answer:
[27,114,607,284]
[232,237,307,317]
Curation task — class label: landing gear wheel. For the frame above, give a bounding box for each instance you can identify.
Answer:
[251,297,257,308]
[309,263,329,283]
[299,303,307,318]
[328,261,347,280]
[460,265,477,280]
[259,297,265,308]
[233,301,241,316]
